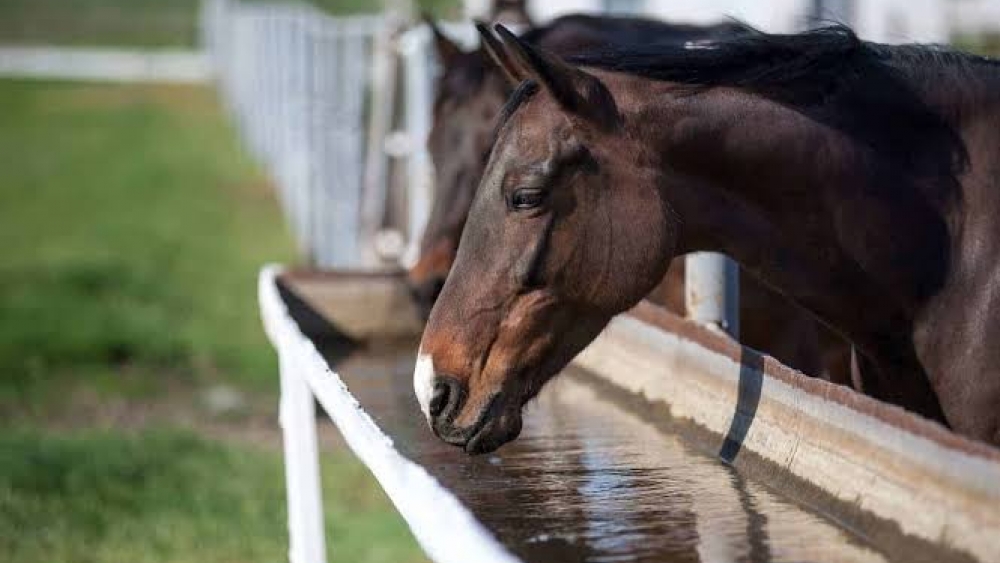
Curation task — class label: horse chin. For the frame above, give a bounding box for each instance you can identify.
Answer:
[463,405,524,455]
[433,391,526,455]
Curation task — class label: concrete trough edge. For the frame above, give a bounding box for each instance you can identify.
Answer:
[574,302,1000,563]
[277,268,1000,561]
[279,268,424,341]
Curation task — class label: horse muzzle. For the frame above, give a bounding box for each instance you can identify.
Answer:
[428,380,523,454]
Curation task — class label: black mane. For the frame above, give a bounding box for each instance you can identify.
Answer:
[565,25,999,210]
[519,14,748,50]
[436,14,754,106]
[568,25,999,104]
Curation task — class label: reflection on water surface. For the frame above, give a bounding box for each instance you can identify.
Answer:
[324,343,894,563]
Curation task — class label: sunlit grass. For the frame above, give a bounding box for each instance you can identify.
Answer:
[0,0,201,47]
[0,0,462,47]
[0,80,292,400]
[0,79,426,563]
[0,428,427,563]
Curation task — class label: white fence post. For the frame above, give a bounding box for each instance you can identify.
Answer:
[685,252,740,338]
[279,350,327,563]
[398,27,436,268]
[361,18,399,267]
[206,0,477,271]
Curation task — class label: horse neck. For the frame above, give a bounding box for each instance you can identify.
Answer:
[889,51,1000,124]
[635,84,940,351]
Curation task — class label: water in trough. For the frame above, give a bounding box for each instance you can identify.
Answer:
[320,340,905,563]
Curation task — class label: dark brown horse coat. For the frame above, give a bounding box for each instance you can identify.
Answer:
[416,24,1000,453]
[411,13,744,308]
[409,14,850,382]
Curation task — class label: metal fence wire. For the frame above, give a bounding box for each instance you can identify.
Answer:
[202,0,741,332]
[204,0,415,270]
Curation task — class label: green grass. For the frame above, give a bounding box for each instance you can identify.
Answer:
[953,32,1000,58]
[0,0,201,47]
[0,79,426,563]
[0,0,461,47]
[0,428,425,563]
[0,80,292,400]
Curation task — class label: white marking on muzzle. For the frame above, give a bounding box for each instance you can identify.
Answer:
[413,347,436,423]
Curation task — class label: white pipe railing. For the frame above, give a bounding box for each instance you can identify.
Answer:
[0,47,211,83]
[259,266,523,563]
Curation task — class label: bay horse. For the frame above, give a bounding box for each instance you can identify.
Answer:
[415,23,1000,453]
[409,15,851,381]
[410,13,744,313]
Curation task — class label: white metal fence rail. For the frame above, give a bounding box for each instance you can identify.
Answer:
[203,0,491,271]
[259,266,522,563]
[205,0,391,269]
[0,47,210,83]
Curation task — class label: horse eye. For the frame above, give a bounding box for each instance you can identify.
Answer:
[510,188,546,210]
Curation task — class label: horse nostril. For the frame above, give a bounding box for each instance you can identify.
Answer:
[429,382,449,418]
[429,377,466,428]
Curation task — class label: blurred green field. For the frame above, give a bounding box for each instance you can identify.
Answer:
[0,0,201,47]
[0,80,289,400]
[1,429,425,563]
[0,79,426,563]
[953,32,1000,57]
[4,0,995,55]
[0,0,461,47]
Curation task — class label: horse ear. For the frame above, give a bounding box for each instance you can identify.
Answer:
[493,24,620,130]
[423,14,463,68]
[475,21,526,86]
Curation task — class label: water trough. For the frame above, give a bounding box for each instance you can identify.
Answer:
[261,266,1000,563]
